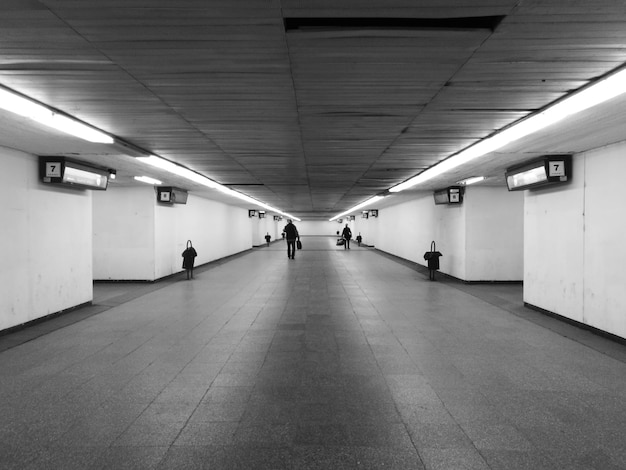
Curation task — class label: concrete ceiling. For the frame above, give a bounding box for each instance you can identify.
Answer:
[1,0,626,219]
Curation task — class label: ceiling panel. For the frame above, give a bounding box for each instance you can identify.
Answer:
[0,0,625,219]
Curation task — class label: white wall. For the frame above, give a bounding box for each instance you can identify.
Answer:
[465,187,524,281]
[93,186,156,280]
[375,194,437,264]
[154,195,252,279]
[524,168,585,321]
[525,141,626,339]
[252,214,281,245]
[351,213,380,246]
[584,144,626,337]
[435,203,466,279]
[93,186,253,281]
[1,148,93,331]
[296,220,344,236]
[372,187,523,281]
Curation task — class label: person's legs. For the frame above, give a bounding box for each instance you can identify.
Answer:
[287,240,295,258]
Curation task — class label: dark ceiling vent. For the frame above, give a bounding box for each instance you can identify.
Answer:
[284,16,504,33]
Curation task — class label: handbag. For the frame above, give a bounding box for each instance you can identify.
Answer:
[296,240,302,250]
[336,238,345,246]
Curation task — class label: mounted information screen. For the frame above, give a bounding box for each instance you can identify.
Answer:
[433,186,463,205]
[40,157,109,190]
[157,186,188,204]
[506,155,572,191]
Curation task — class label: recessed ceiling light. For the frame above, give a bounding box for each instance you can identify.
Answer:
[0,86,114,143]
[134,176,162,185]
[389,65,626,193]
[456,176,486,186]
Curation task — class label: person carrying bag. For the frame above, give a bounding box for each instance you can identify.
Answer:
[341,224,352,249]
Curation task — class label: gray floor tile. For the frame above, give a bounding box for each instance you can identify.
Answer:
[419,447,490,470]
[1,237,625,468]
[291,445,357,470]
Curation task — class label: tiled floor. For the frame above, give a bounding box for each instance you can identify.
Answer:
[1,236,625,469]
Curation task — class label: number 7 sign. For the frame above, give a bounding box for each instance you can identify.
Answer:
[45,162,62,178]
[548,161,565,177]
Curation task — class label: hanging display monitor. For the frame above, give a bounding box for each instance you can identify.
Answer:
[157,187,188,204]
[40,157,109,190]
[505,155,572,191]
[433,186,463,205]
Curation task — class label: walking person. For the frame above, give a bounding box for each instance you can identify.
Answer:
[341,223,352,250]
[283,219,300,259]
[182,240,197,279]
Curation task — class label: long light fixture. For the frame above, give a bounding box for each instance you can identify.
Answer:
[456,176,486,186]
[329,195,384,221]
[505,155,571,191]
[134,176,162,185]
[389,65,626,193]
[0,86,114,144]
[40,157,110,190]
[137,155,301,221]
[137,155,221,189]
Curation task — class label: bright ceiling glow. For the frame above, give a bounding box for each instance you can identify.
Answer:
[0,87,114,144]
[63,166,108,189]
[137,155,300,221]
[389,65,626,193]
[137,155,222,189]
[456,176,486,186]
[134,176,162,185]
[329,195,384,221]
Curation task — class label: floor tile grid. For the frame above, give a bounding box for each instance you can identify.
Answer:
[0,250,286,468]
[344,249,626,470]
[1,238,625,469]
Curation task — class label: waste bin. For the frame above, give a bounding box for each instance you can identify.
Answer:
[423,241,442,281]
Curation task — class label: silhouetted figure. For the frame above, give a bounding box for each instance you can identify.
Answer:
[283,219,300,259]
[182,240,197,280]
[341,224,352,250]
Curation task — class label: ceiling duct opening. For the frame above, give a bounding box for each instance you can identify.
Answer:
[284,16,505,33]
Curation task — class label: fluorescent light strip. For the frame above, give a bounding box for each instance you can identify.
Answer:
[389,65,626,193]
[0,87,114,144]
[137,155,300,221]
[63,166,108,189]
[457,176,486,186]
[329,195,384,221]
[137,156,221,189]
[0,87,299,219]
[134,176,162,185]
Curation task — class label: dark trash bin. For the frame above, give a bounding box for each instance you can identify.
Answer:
[423,241,442,281]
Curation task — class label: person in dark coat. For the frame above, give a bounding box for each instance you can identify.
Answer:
[341,224,352,250]
[182,240,197,279]
[283,220,299,259]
